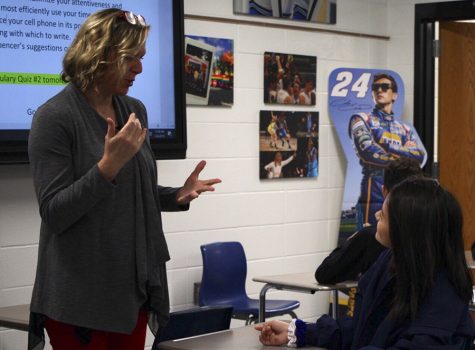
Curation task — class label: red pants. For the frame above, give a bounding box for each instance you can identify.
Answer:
[45,310,148,350]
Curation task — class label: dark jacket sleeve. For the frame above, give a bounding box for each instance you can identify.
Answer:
[28,106,114,234]
[157,185,189,212]
[358,335,469,350]
[359,271,475,350]
[299,315,354,350]
[315,226,385,284]
[130,97,189,213]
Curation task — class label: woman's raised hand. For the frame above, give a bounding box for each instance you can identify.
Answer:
[98,113,147,181]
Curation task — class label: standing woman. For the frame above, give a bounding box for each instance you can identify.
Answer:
[28,8,220,350]
[256,177,474,349]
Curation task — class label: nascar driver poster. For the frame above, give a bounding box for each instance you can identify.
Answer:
[328,68,427,244]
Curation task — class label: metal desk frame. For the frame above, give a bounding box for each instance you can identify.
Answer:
[252,272,357,323]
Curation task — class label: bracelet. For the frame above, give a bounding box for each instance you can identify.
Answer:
[287,319,297,348]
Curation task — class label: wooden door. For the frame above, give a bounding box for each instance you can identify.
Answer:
[439,21,475,250]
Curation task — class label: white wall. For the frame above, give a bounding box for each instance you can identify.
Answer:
[0,0,430,349]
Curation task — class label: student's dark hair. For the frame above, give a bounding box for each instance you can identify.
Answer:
[373,73,398,93]
[388,177,473,321]
[383,158,423,192]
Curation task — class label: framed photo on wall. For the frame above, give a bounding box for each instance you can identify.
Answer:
[259,110,319,179]
[184,37,215,105]
[264,52,317,106]
[233,0,337,24]
[184,36,234,106]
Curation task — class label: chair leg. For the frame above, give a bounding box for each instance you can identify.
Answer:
[245,316,258,325]
[287,311,298,319]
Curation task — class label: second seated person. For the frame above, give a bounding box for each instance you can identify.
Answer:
[256,177,474,349]
[28,8,221,350]
[315,158,423,285]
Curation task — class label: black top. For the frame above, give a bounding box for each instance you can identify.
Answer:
[315,225,386,284]
[305,250,475,349]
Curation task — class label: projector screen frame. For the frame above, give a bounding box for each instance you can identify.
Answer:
[0,0,187,164]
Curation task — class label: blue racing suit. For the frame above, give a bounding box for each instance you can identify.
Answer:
[349,108,426,229]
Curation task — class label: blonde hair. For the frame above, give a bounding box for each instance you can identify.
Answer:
[61,8,150,91]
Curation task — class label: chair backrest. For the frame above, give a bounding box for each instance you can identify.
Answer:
[152,305,233,350]
[199,241,248,306]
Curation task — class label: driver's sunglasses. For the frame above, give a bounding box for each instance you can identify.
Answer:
[117,11,146,26]
[372,83,392,92]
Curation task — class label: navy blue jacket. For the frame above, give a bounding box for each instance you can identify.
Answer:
[301,250,474,349]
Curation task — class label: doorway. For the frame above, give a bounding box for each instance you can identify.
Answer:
[414,1,475,250]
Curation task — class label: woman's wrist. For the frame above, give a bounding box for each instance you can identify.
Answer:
[97,157,119,182]
[287,319,307,348]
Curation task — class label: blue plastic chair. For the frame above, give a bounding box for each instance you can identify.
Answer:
[199,241,300,324]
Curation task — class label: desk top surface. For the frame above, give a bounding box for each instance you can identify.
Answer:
[0,304,30,331]
[252,272,357,291]
[159,324,325,350]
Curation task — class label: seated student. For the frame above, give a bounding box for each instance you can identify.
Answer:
[315,158,422,284]
[256,177,474,349]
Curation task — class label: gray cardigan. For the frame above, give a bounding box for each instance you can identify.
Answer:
[28,83,186,340]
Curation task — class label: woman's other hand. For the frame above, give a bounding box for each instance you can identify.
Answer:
[176,160,221,205]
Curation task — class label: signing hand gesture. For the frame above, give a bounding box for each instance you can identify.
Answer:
[98,113,147,181]
[176,160,221,205]
[255,320,289,346]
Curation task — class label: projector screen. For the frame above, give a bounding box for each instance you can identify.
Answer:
[0,0,186,163]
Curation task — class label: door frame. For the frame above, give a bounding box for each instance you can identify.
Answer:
[414,0,475,174]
